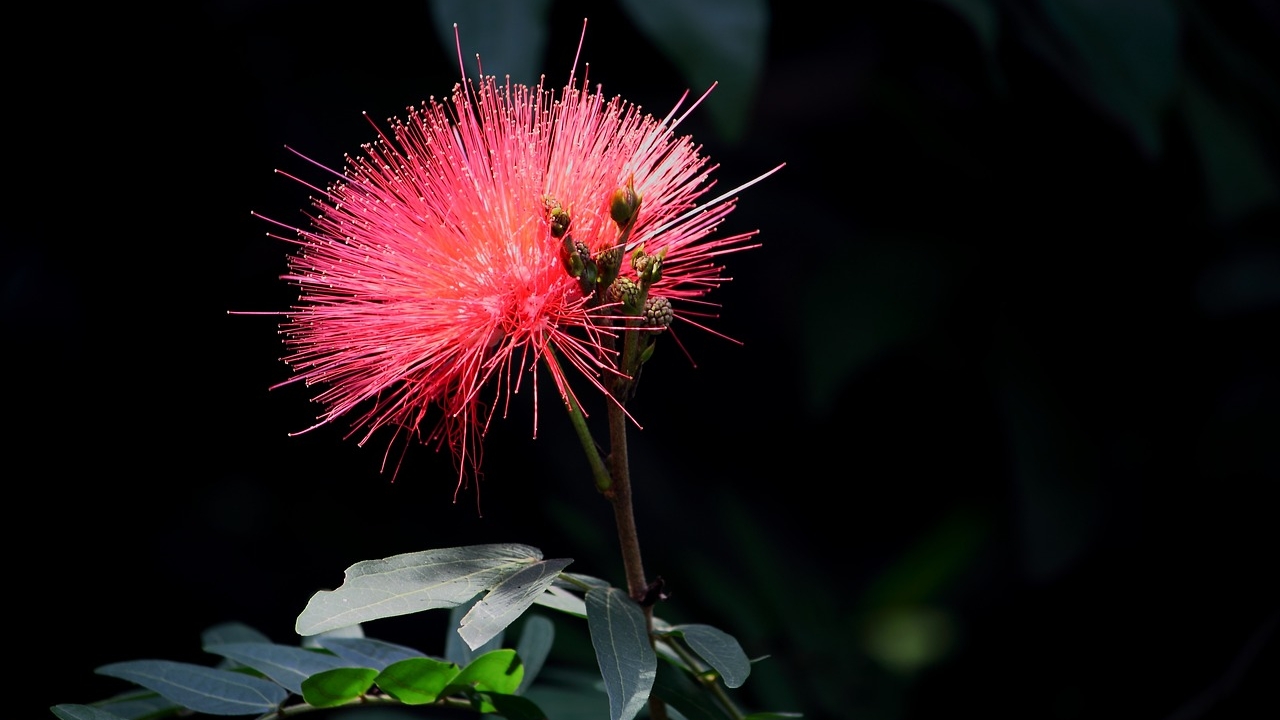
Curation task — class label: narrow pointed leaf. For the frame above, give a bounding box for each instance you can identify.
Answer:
[668,624,751,688]
[515,614,555,693]
[204,642,352,695]
[96,660,288,715]
[487,691,551,720]
[296,544,544,635]
[374,656,459,704]
[299,667,379,708]
[586,588,656,720]
[94,693,179,719]
[50,706,130,720]
[312,636,426,670]
[460,558,573,650]
[448,648,524,695]
[533,584,587,617]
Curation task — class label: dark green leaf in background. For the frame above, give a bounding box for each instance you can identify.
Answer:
[49,706,130,720]
[427,0,554,86]
[618,0,769,144]
[515,614,556,694]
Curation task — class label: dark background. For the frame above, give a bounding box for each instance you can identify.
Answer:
[13,1,1278,719]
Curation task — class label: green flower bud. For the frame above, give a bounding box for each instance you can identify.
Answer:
[608,276,642,313]
[543,195,571,238]
[610,177,642,228]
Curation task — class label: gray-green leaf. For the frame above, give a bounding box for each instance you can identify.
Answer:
[460,558,573,650]
[516,614,555,693]
[95,660,288,715]
[313,636,427,671]
[203,642,353,695]
[49,706,130,720]
[668,624,751,688]
[586,587,656,720]
[295,543,544,636]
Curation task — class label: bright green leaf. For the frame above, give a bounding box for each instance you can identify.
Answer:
[313,636,426,671]
[300,667,379,708]
[515,614,555,693]
[49,706,130,720]
[296,544,544,636]
[428,0,553,86]
[95,660,288,716]
[449,648,524,696]
[586,587,656,720]
[460,558,573,650]
[374,657,459,704]
[203,642,352,695]
[618,0,769,143]
[667,624,750,688]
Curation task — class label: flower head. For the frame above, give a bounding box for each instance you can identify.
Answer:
[256,24,781,494]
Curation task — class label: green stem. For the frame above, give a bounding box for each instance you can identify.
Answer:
[544,350,612,493]
[662,637,746,720]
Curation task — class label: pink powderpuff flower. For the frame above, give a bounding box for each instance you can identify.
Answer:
[254,23,782,495]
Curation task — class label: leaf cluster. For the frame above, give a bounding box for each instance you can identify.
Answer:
[52,544,797,720]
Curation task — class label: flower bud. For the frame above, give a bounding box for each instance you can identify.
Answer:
[610,177,642,228]
[607,276,642,313]
[543,195,571,238]
[643,296,673,329]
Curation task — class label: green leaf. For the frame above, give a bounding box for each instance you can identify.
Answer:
[515,614,555,693]
[313,636,427,671]
[95,660,288,716]
[448,648,524,696]
[94,693,179,719]
[487,691,550,720]
[446,594,503,666]
[203,642,353,695]
[1180,75,1280,222]
[374,657,459,705]
[586,587,656,720]
[460,558,574,650]
[651,660,726,720]
[300,667,379,708]
[665,624,750,688]
[1027,0,1180,157]
[49,706,130,720]
[533,584,587,618]
[296,544,545,636]
[618,0,769,144]
[201,622,271,647]
[427,0,554,86]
